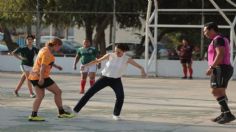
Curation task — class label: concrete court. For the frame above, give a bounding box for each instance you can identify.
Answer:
[0,72,236,132]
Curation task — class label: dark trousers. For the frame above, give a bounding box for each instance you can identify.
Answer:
[74,76,124,116]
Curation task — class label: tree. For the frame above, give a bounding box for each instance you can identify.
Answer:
[43,0,76,37]
[0,0,36,51]
[73,0,147,55]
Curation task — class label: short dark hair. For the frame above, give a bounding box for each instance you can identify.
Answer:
[115,43,129,52]
[26,34,35,39]
[204,22,219,32]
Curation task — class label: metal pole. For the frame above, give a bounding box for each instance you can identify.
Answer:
[209,0,232,25]
[226,0,236,7]
[200,0,205,59]
[145,0,152,74]
[231,16,236,65]
[154,0,158,77]
[112,0,116,50]
[36,0,41,48]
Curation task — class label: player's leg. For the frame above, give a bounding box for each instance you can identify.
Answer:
[23,70,35,97]
[110,78,124,120]
[210,65,235,124]
[88,64,97,87]
[74,76,109,113]
[46,81,74,118]
[14,73,26,97]
[181,60,187,79]
[28,85,45,121]
[187,60,193,79]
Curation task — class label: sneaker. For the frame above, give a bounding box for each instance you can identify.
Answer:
[217,113,235,124]
[30,93,36,98]
[211,113,224,122]
[188,76,193,79]
[14,90,19,97]
[112,115,121,121]
[181,76,187,79]
[28,116,45,121]
[58,112,75,118]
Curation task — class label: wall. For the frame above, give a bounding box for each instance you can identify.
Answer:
[0,55,235,79]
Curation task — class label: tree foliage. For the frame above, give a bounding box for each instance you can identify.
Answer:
[0,0,235,54]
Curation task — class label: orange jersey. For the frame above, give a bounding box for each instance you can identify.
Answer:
[28,47,55,80]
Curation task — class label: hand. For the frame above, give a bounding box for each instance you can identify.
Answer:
[38,79,44,86]
[21,57,27,60]
[206,68,213,76]
[73,65,77,70]
[97,63,101,69]
[57,65,63,71]
[80,65,85,71]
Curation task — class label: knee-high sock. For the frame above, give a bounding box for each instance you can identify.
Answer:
[188,67,193,77]
[31,111,38,117]
[90,79,95,87]
[183,66,187,77]
[217,96,231,114]
[220,96,228,112]
[81,79,86,91]
[58,107,66,114]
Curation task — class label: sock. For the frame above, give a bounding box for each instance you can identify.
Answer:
[81,79,86,92]
[31,111,37,117]
[221,96,228,113]
[188,67,193,77]
[183,66,187,77]
[90,79,95,87]
[59,107,65,115]
[217,96,231,115]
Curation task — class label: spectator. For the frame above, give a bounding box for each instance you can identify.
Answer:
[177,38,194,79]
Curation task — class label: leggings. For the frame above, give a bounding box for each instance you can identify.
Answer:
[74,76,124,116]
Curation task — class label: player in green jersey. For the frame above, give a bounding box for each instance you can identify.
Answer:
[73,39,99,94]
[12,34,38,98]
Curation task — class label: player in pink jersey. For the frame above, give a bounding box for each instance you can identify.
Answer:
[204,22,235,124]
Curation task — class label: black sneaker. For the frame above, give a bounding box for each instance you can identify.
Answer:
[211,113,224,122]
[188,76,193,79]
[217,113,235,124]
[181,76,187,79]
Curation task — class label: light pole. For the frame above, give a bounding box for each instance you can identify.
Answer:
[36,0,41,48]
[112,0,116,50]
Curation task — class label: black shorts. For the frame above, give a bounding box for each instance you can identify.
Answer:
[210,64,233,88]
[180,59,192,64]
[30,77,55,88]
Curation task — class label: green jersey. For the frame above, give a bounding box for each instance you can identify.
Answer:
[77,46,98,64]
[14,46,39,66]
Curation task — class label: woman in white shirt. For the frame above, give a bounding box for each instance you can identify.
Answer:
[73,43,146,120]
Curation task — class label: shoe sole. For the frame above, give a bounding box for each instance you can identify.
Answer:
[217,118,235,124]
[211,117,223,122]
[28,119,45,122]
[58,114,75,118]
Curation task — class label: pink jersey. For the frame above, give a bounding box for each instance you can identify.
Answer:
[207,35,231,66]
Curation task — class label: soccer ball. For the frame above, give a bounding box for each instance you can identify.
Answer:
[63,105,72,113]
